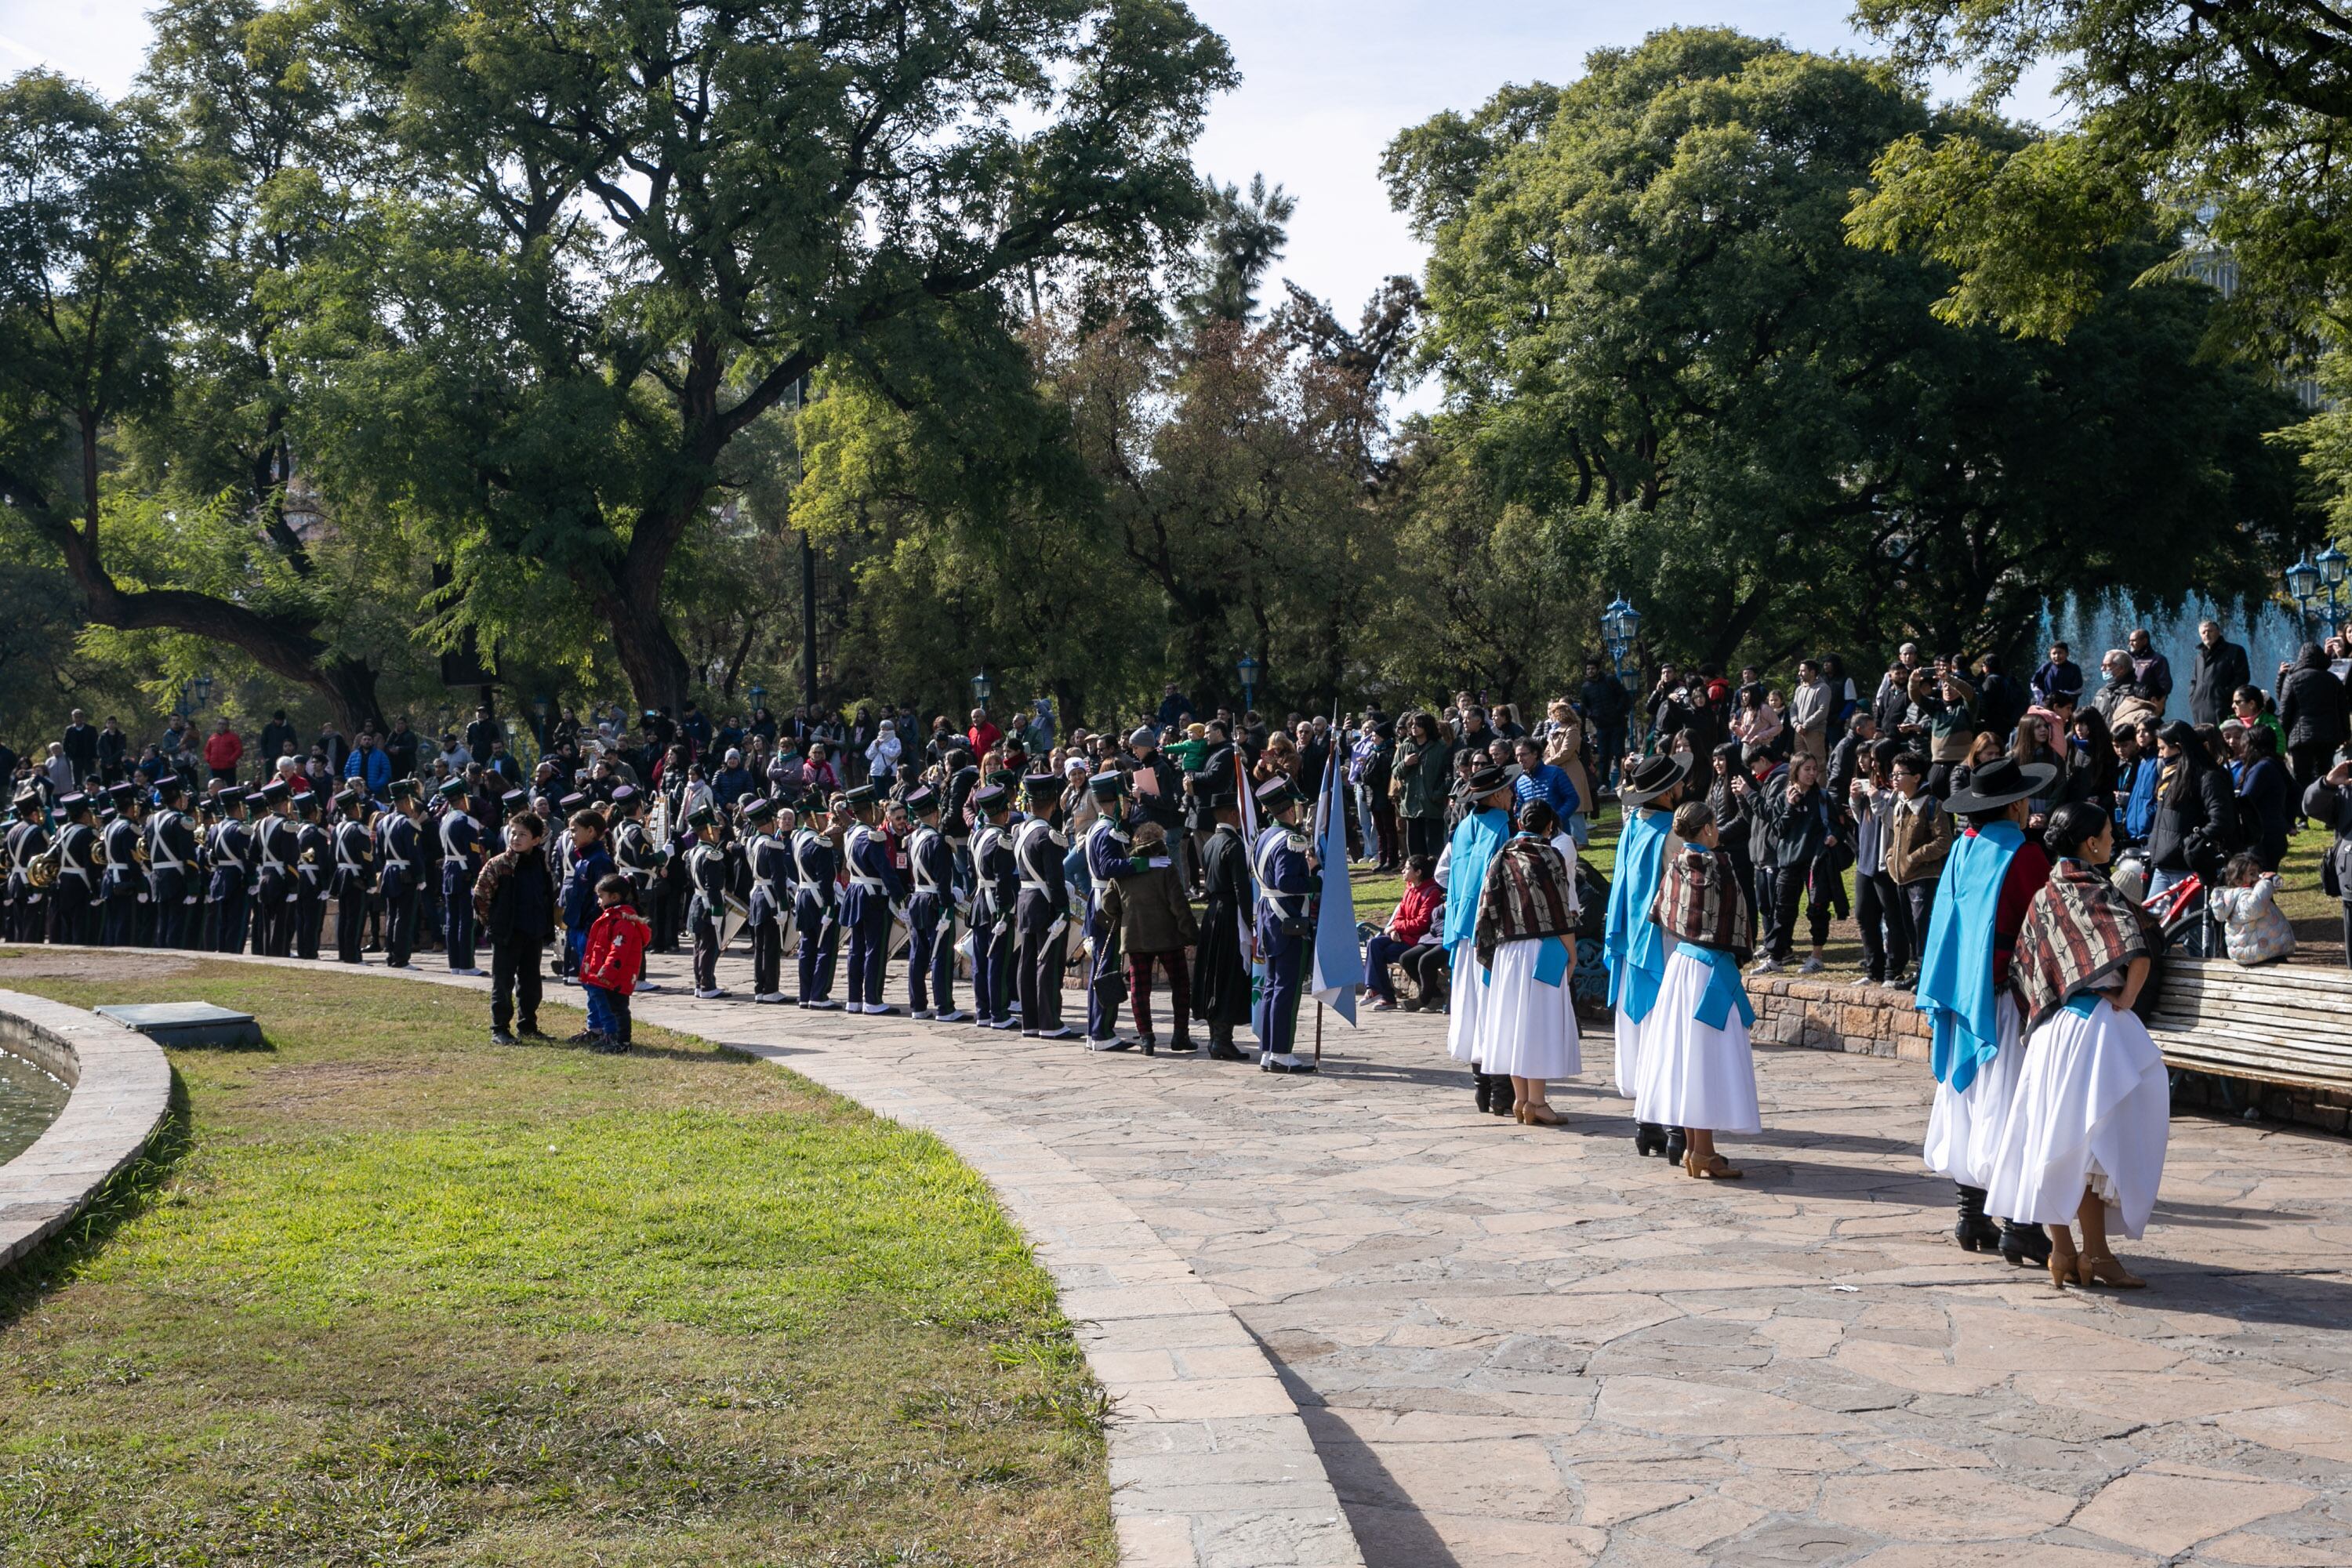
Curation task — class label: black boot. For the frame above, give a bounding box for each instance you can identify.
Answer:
[1490,1080,1516,1117]
[1953,1185,2003,1252]
[1207,1027,1248,1062]
[1998,1218,2052,1268]
[1663,1127,1688,1166]
[1634,1122,1666,1157]
[1472,1069,1493,1114]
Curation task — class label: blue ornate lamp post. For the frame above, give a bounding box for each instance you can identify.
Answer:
[2319,544,2348,626]
[2286,554,2322,633]
[1236,652,1261,714]
[971,670,993,708]
[1601,596,1643,751]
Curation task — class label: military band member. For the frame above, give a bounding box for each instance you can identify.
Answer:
[147,776,202,949]
[289,790,332,960]
[683,804,730,998]
[1081,771,1152,1051]
[438,777,486,975]
[840,786,904,1016]
[99,782,148,946]
[745,798,797,1004]
[903,787,962,1021]
[967,783,1018,1029]
[1192,790,1254,1061]
[330,787,376,963]
[6,789,53,943]
[793,797,844,1010]
[205,789,255,954]
[49,792,101,945]
[608,785,660,990]
[378,781,425,968]
[1014,773,1078,1040]
[249,781,297,956]
[1250,776,1319,1074]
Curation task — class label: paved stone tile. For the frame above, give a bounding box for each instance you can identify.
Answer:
[99,947,2352,1568]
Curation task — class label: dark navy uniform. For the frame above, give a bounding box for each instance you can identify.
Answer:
[206,808,253,954]
[147,795,202,949]
[292,807,332,959]
[331,803,376,962]
[684,819,730,996]
[841,813,905,1013]
[50,808,101,945]
[100,808,147,946]
[968,804,1018,1028]
[747,818,795,1002]
[1013,798,1074,1038]
[377,801,424,966]
[5,802,53,944]
[792,822,841,1007]
[439,797,484,972]
[905,811,958,1019]
[1250,793,1318,1071]
[1082,790,1145,1046]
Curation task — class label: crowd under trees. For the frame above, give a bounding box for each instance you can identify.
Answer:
[0,2,2335,743]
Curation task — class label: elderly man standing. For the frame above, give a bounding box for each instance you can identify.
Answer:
[2126,628,2174,718]
[1790,659,1835,773]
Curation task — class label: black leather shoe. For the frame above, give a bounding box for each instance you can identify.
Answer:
[1663,1127,1688,1166]
[1634,1122,1666,1157]
[1954,1185,2004,1252]
[1998,1219,2052,1268]
[1473,1070,1493,1114]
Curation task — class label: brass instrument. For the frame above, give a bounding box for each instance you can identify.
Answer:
[26,843,60,889]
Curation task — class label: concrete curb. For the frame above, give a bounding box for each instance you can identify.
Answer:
[0,988,174,1273]
[9,947,1364,1568]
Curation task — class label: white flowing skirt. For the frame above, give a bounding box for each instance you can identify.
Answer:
[1611,932,1677,1099]
[1446,939,1490,1064]
[1985,998,2169,1239]
[1633,947,1762,1134]
[1472,938,1582,1080]
[1922,993,2024,1191]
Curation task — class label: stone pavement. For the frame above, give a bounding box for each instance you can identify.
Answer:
[56,945,2352,1566]
[626,949,2352,1568]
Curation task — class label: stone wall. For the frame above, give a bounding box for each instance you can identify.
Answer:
[0,991,173,1272]
[1749,975,2350,1138]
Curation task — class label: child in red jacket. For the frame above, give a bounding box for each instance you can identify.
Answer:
[579,874,652,1053]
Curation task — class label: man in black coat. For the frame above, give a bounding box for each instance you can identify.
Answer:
[2189,619,2252,727]
[1191,792,1254,1061]
[475,809,556,1043]
[2278,641,2350,787]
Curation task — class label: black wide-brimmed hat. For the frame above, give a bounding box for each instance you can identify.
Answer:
[1619,752,1692,808]
[1945,756,2057,815]
[1457,764,1511,800]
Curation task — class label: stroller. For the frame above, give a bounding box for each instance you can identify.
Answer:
[2111,846,2220,958]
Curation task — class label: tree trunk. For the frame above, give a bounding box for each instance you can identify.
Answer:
[599,580,692,715]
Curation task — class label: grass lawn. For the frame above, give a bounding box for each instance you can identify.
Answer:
[0,953,1113,1567]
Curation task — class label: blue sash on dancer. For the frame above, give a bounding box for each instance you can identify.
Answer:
[1913,818,2022,1092]
[1603,808,1673,1024]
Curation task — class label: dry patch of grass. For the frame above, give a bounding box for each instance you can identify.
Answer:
[0,956,1114,1567]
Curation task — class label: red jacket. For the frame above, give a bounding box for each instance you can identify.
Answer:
[203,731,243,771]
[1388,879,1444,946]
[580,905,652,995]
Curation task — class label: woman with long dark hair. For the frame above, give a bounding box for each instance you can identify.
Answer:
[1472,798,1583,1124]
[2146,720,2239,898]
[1987,800,2169,1289]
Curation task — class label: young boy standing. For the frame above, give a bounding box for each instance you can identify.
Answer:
[579,873,651,1052]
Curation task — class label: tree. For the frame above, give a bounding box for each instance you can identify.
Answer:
[295,0,1236,713]
[1385,28,2311,673]
[0,68,394,733]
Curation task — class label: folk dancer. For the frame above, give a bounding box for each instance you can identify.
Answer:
[147,777,202,949]
[1471,797,1583,1124]
[292,791,333,960]
[793,797,844,1010]
[377,781,425,968]
[745,799,797,1004]
[6,789,53,943]
[1915,755,2056,1269]
[681,804,731,998]
[1083,771,1148,1051]
[99,782,148,946]
[1443,764,1518,1112]
[967,783,1019,1029]
[1987,800,2169,1290]
[1605,753,1691,1160]
[1640,800,1762,1178]
[437,778,487,975]
[330,787,376,963]
[1013,772,1077,1039]
[840,786,905,1015]
[905,787,962,1021]
[250,781,299,956]
[1191,789,1254,1061]
[1250,775,1319,1075]
[49,793,102,945]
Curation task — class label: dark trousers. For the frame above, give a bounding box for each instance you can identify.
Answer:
[1769,858,1831,960]
[101,894,142,946]
[1406,816,1443,859]
[1402,942,1450,1004]
[2291,741,2336,792]
[294,887,325,960]
[212,887,248,953]
[1084,908,1124,1040]
[797,907,838,1001]
[384,887,417,966]
[973,916,1013,1023]
[1902,879,1938,950]
[1369,796,1399,868]
[1364,933,1430,1002]
[689,906,719,991]
[490,935,542,1032]
[600,985,632,1044]
[907,894,954,1013]
[336,895,367,962]
[1127,949,1190,1040]
[1252,931,1305,1054]
[50,882,96,944]
[1754,862,1782,956]
[254,873,292,956]
[1014,891,1064,1032]
[752,916,788,997]
[1856,870,1911,981]
[844,906,888,1007]
[443,873,477,969]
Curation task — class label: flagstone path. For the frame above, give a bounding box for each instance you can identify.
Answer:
[41,946,2352,1567]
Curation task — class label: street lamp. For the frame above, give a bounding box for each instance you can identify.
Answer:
[192,673,213,709]
[1601,595,1644,756]
[971,670,993,706]
[2286,554,2322,630]
[2320,544,2349,624]
[1236,652,1261,713]
[749,683,766,710]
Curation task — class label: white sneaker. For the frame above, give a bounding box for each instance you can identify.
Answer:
[1751,957,1780,975]
[1799,956,1824,975]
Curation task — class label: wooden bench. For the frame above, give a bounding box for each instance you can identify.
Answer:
[2147,960,2352,1093]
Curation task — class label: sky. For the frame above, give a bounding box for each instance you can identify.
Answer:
[0,0,2061,332]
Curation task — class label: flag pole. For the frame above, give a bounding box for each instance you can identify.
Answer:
[1315,999,1323,1065]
